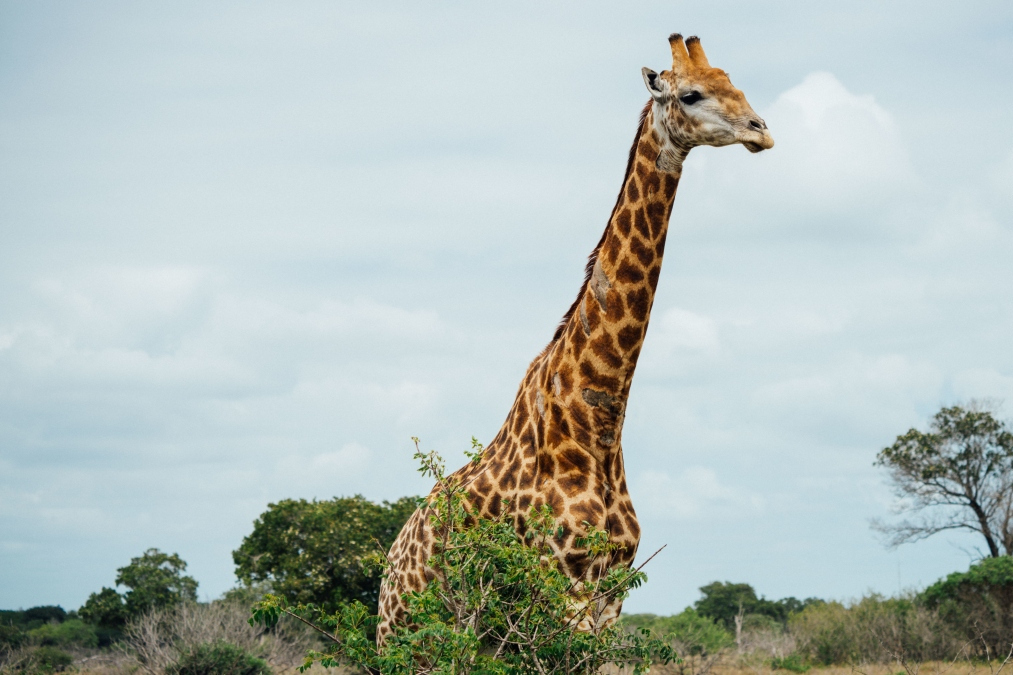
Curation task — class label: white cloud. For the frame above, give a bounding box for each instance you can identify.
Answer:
[760,72,915,208]
[0,270,447,398]
[635,466,763,521]
[638,307,719,379]
[652,308,719,352]
[751,354,942,440]
[679,72,915,237]
[952,369,1013,403]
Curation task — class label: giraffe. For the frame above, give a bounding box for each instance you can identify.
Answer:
[377,33,774,641]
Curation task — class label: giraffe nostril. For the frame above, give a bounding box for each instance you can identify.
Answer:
[748,119,765,131]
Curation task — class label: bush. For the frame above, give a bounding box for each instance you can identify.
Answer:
[771,653,810,673]
[623,609,733,655]
[27,647,72,674]
[0,625,26,653]
[28,620,98,649]
[788,594,961,665]
[79,588,127,630]
[1,646,75,674]
[166,642,271,675]
[921,555,1013,657]
[251,443,674,675]
[124,598,314,675]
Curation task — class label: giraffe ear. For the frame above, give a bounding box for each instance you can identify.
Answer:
[642,67,670,102]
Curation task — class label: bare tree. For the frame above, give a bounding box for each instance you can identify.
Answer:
[873,403,1013,558]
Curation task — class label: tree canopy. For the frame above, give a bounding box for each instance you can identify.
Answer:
[693,581,820,628]
[921,556,1013,655]
[233,495,417,612]
[874,404,1013,557]
[79,548,198,628]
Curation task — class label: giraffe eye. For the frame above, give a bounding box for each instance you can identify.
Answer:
[679,91,703,105]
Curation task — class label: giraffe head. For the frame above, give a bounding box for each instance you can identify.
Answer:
[642,34,773,166]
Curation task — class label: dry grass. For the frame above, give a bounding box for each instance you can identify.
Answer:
[632,662,1013,675]
[65,598,323,675]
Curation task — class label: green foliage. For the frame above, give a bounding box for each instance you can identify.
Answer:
[234,494,418,613]
[117,548,199,617]
[79,549,198,630]
[166,641,272,675]
[694,582,757,628]
[1,646,75,674]
[622,609,732,655]
[0,625,26,653]
[28,620,98,650]
[875,405,1013,558]
[18,611,64,630]
[921,556,1013,656]
[250,441,673,675]
[0,608,67,634]
[1,607,80,658]
[79,588,127,629]
[693,582,820,628]
[789,594,960,665]
[771,653,811,673]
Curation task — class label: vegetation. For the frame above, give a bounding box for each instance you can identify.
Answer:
[250,443,674,675]
[874,403,1013,558]
[233,494,418,613]
[7,407,1013,673]
[622,609,732,656]
[922,555,1013,657]
[79,549,199,632]
[165,642,271,675]
[693,581,822,629]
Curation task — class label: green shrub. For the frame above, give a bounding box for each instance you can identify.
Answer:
[2,646,75,674]
[28,620,98,649]
[771,653,811,673]
[166,641,271,675]
[0,625,26,652]
[79,588,127,630]
[19,611,64,630]
[789,594,960,665]
[623,609,733,655]
[29,647,73,674]
[251,442,674,675]
[921,556,1013,656]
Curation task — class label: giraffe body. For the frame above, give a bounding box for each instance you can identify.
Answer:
[377,33,773,641]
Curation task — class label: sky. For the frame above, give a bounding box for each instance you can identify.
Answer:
[1,1,1012,613]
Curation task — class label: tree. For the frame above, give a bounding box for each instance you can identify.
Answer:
[233,495,417,613]
[693,582,816,627]
[117,549,199,617]
[79,588,128,628]
[250,446,672,675]
[873,403,1013,558]
[694,582,759,629]
[80,549,198,628]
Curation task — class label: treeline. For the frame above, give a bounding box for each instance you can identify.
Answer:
[0,496,415,675]
[4,495,1013,674]
[625,556,1013,670]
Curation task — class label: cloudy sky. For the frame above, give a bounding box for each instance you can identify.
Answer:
[2,1,1012,613]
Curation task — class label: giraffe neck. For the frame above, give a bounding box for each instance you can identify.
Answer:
[539,106,685,457]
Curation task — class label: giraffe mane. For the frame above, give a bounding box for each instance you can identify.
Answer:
[550,99,653,343]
